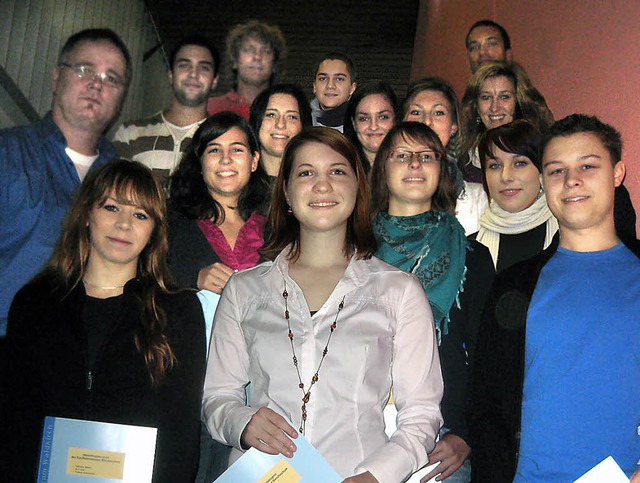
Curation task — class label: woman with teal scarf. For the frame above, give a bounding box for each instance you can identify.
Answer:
[370,122,494,482]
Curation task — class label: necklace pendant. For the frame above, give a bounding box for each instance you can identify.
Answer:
[283,286,345,440]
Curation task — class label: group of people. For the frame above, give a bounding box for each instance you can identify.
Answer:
[0,18,638,483]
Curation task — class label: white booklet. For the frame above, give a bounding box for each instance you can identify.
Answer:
[214,432,341,483]
[573,456,630,483]
[37,416,157,482]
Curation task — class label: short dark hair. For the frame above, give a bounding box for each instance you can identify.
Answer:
[249,83,312,141]
[169,35,221,77]
[169,111,270,222]
[261,127,376,261]
[370,122,456,215]
[227,20,287,82]
[466,20,511,50]
[478,120,542,194]
[58,28,132,86]
[314,52,356,81]
[541,114,623,165]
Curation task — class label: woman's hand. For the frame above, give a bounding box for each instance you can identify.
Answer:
[240,407,298,457]
[197,262,235,294]
[631,468,640,483]
[343,471,378,482]
[421,433,470,482]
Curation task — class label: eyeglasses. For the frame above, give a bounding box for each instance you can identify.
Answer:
[58,63,124,89]
[388,150,442,164]
[240,45,274,58]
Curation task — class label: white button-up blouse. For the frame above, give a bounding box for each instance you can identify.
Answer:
[203,249,444,483]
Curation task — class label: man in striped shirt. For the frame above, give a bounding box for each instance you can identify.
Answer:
[113,35,220,186]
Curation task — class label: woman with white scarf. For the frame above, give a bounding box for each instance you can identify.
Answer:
[475,120,558,272]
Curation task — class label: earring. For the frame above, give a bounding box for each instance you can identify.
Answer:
[476,113,483,125]
[287,205,293,215]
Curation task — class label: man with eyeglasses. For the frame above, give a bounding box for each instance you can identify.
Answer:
[207,20,287,120]
[113,35,220,186]
[0,28,130,341]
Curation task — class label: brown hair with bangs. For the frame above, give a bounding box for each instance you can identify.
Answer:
[260,127,376,261]
[47,159,175,386]
[370,122,457,216]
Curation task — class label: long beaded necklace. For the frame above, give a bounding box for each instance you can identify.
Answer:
[283,287,345,435]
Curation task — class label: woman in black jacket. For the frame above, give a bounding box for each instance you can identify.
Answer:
[5,160,206,482]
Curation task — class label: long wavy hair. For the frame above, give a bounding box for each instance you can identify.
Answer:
[45,159,175,386]
[459,62,553,169]
[249,83,312,138]
[370,122,457,216]
[344,81,399,172]
[260,127,376,261]
[170,111,270,222]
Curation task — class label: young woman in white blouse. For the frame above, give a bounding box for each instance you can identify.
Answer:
[202,127,444,483]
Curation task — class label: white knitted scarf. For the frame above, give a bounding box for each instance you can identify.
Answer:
[477,194,559,267]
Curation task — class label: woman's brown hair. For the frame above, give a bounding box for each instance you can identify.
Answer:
[47,159,175,386]
[370,122,457,216]
[260,127,376,261]
[459,61,553,170]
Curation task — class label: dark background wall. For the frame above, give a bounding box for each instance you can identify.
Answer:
[147,0,420,101]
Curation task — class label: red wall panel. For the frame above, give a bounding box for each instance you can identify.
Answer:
[412,0,640,229]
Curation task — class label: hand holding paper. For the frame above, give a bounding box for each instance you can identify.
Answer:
[241,407,298,457]
[342,471,379,482]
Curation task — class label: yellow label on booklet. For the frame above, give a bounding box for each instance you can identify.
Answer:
[257,458,301,483]
[66,447,126,479]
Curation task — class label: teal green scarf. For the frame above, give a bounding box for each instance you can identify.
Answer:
[373,210,468,344]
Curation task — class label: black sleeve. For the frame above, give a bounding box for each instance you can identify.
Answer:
[440,241,494,443]
[5,285,47,482]
[614,184,637,241]
[167,207,221,289]
[468,269,529,483]
[153,292,207,483]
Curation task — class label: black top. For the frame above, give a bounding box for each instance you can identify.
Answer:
[5,276,206,483]
[496,223,547,273]
[82,295,123,369]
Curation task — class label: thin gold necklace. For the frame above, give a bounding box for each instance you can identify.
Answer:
[283,286,345,435]
[83,279,125,290]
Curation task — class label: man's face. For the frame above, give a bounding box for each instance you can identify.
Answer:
[542,132,625,237]
[235,36,275,89]
[313,59,356,110]
[466,25,512,73]
[51,40,128,135]
[170,44,218,107]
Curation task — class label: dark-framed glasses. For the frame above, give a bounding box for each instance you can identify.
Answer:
[388,150,442,164]
[58,63,124,89]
